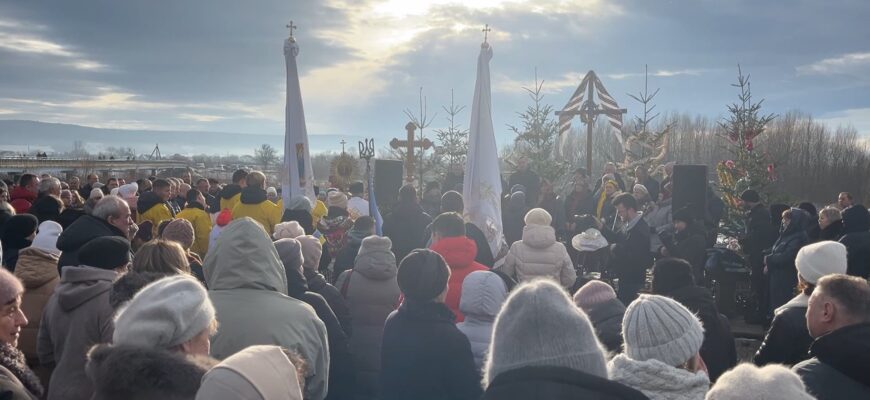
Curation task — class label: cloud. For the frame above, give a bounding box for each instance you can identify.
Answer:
[0,18,107,71]
[796,52,870,76]
[606,69,707,80]
[817,107,870,137]
[178,113,226,122]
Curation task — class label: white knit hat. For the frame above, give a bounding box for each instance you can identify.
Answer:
[118,183,139,199]
[31,221,62,256]
[524,208,553,226]
[622,294,704,367]
[90,188,104,200]
[113,275,215,349]
[273,221,305,240]
[795,240,848,284]
[484,280,607,385]
[706,363,815,400]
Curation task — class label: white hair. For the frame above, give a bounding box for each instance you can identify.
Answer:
[92,195,129,221]
[38,177,61,195]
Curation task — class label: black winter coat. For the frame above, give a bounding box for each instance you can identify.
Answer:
[55,215,127,273]
[819,219,844,241]
[508,169,541,207]
[305,269,353,337]
[483,366,648,400]
[380,300,482,400]
[662,224,707,279]
[333,230,366,282]
[583,298,625,354]
[57,208,86,229]
[739,204,776,266]
[661,285,737,382]
[794,323,870,400]
[767,212,810,313]
[839,205,870,278]
[753,304,812,367]
[603,218,652,283]
[382,202,432,263]
[28,194,62,223]
[281,208,314,234]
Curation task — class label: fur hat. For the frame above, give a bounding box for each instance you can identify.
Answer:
[327,191,348,209]
[622,294,704,367]
[795,240,848,284]
[524,208,553,226]
[113,275,215,349]
[31,220,62,256]
[397,249,449,302]
[484,280,607,385]
[706,363,815,400]
[573,280,617,309]
[273,221,305,240]
[296,235,322,271]
[161,219,195,250]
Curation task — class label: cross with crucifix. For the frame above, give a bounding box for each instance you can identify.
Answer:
[390,122,433,184]
[286,20,297,39]
[555,71,627,173]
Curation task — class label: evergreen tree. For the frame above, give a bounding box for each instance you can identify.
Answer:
[508,73,569,182]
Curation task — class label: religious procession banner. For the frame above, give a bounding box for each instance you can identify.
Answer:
[282,32,315,207]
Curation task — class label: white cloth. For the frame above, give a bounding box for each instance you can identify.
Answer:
[282,38,315,207]
[463,42,504,260]
[608,354,709,400]
[571,228,608,252]
[347,196,370,218]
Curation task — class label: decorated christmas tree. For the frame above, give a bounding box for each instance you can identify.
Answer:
[716,66,777,237]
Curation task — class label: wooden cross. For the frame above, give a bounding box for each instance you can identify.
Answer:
[390,122,433,183]
[482,24,491,43]
[340,139,347,154]
[286,20,297,38]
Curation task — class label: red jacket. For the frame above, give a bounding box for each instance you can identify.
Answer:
[430,236,488,322]
[10,186,36,214]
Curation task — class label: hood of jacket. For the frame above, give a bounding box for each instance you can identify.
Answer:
[56,215,126,254]
[391,200,427,219]
[239,186,267,205]
[87,344,215,400]
[841,205,870,234]
[781,207,811,237]
[520,224,557,249]
[354,235,397,281]
[56,266,118,312]
[274,239,308,298]
[459,271,507,321]
[219,183,243,200]
[608,354,710,400]
[197,345,303,400]
[136,190,165,214]
[9,186,36,203]
[809,322,870,387]
[204,217,287,294]
[14,247,60,288]
[431,235,478,270]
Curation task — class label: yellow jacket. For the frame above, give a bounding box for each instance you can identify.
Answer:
[312,200,327,228]
[138,203,173,236]
[233,200,282,235]
[177,206,212,257]
[220,193,241,212]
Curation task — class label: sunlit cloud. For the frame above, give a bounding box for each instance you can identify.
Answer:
[0,18,107,72]
[796,52,870,76]
[817,107,870,137]
[606,69,707,80]
[178,113,226,122]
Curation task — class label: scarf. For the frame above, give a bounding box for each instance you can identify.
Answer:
[608,354,709,400]
[0,342,44,398]
[595,180,618,218]
[620,211,644,234]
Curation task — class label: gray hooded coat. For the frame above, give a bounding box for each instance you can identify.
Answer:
[335,235,400,400]
[205,218,329,400]
[456,271,508,370]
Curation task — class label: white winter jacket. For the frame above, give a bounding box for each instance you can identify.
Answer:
[500,224,576,288]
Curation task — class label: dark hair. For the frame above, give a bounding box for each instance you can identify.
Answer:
[432,212,466,237]
[611,192,638,210]
[440,191,464,214]
[798,201,818,217]
[398,184,417,203]
[574,214,597,232]
[186,188,202,205]
[152,179,171,190]
[231,169,249,184]
[107,177,118,183]
[839,192,853,201]
[196,178,208,185]
[18,173,37,188]
[817,274,870,321]
[651,258,695,294]
[353,216,375,232]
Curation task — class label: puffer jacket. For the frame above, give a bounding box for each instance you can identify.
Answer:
[204,218,329,400]
[501,224,576,288]
[176,203,212,257]
[839,205,870,278]
[232,187,282,235]
[55,215,127,273]
[430,236,489,322]
[218,183,242,212]
[136,191,173,235]
[335,236,401,400]
[581,298,626,355]
[793,322,870,400]
[456,271,508,370]
[38,266,119,400]
[13,247,59,377]
[753,294,812,367]
[608,354,709,400]
[766,208,810,313]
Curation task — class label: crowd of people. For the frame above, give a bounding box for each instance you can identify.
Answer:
[0,163,866,399]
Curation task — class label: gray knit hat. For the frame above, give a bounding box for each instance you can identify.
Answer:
[706,363,815,400]
[113,275,215,349]
[484,280,607,385]
[622,294,704,367]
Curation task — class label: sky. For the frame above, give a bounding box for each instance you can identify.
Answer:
[1,0,869,152]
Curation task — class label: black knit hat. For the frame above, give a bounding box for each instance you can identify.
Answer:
[651,258,695,294]
[739,189,760,203]
[79,236,131,270]
[397,249,450,301]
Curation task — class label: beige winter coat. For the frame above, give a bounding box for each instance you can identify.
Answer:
[500,224,576,288]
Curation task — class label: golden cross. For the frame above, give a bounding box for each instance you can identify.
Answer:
[482,24,492,43]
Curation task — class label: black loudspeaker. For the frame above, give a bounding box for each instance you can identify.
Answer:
[374,159,404,207]
[672,165,708,221]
